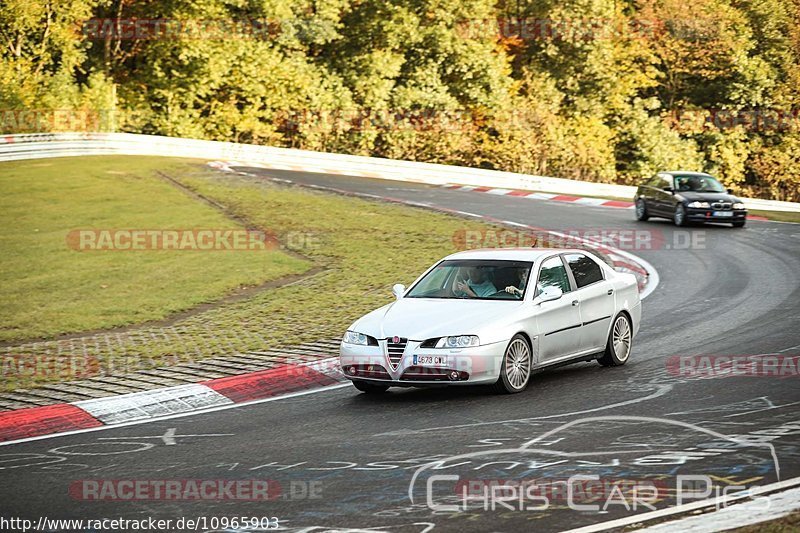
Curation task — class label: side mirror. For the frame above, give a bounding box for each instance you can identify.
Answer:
[662,186,674,194]
[392,283,406,299]
[727,188,734,194]
[538,286,563,303]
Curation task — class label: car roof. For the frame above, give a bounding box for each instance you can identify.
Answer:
[444,248,590,262]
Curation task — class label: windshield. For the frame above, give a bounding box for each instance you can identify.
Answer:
[674,174,726,193]
[406,259,533,300]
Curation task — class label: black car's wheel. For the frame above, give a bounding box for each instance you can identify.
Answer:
[352,380,390,394]
[635,199,649,221]
[598,313,633,367]
[733,220,746,228]
[674,204,688,227]
[492,334,532,394]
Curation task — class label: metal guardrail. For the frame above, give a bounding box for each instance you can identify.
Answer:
[1,132,798,212]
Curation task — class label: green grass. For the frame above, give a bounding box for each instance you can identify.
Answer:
[0,156,309,342]
[1,156,511,392]
[747,209,800,223]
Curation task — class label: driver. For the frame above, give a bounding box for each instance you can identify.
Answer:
[453,266,497,298]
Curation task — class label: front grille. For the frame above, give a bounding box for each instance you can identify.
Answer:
[711,201,732,210]
[386,338,408,369]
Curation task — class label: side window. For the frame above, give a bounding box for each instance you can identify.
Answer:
[661,175,674,190]
[565,254,604,288]
[647,175,661,187]
[537,256,571,295]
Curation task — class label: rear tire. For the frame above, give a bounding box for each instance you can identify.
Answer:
[352,380,389,394]
[598,313,632,367]
[492,334,532,394]
[635,199,649,221]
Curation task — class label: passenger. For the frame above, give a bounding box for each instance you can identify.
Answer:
[504,268,529,298]
[453,266,497,298]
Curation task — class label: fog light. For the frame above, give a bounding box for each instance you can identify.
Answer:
[449,370,459,381]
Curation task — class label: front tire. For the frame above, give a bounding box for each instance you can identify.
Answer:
[352,380,389,394]
[674,204,688,227]
[492,334,532,394]
[635,199,649,221]
[598,313,632,367]
[733,220,746,228]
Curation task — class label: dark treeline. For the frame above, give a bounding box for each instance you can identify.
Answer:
[1,0,798,200]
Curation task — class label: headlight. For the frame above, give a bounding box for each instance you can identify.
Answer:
[733,202,746,210]
[436,335,480,348]
[343,330,369,345]
[687,201,710,208]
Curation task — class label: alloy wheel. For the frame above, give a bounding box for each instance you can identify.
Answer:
[505,338,531,390]
[612,316,631,362]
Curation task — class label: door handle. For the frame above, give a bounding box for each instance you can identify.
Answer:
[607,289,614,295]
[571,300,579,306]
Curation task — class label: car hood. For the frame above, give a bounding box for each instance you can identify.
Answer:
[352,298,523,341]
[676,191,740,203]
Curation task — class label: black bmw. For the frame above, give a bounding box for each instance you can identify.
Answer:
[634,171,747,228]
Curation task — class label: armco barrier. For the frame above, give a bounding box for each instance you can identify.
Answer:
[1,132,798,213]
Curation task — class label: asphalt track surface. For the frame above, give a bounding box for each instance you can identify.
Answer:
[1,169,799,532]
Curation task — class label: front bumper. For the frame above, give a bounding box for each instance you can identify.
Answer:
[339,339,508,386]
[686,207,746,223]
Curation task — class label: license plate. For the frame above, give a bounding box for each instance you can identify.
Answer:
[413,355,448,367]
[713,211,733,217]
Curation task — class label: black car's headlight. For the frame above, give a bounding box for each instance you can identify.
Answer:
[733,202,746,210]
[687,201,710,208]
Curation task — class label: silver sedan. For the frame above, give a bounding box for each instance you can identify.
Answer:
[340,248,641,394]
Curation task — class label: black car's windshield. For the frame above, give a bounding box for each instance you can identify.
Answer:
[406,259,532,300]
[674,174,726,193]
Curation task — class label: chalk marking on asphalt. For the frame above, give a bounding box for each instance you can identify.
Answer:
[374,384,672,437]
[723,400,800,418]
[96,427,235,445]
[0,383,351,448]
[560,475,800,533]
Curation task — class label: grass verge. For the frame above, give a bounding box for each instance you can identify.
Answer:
[1,157,507,392]
[0,156,309,342]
